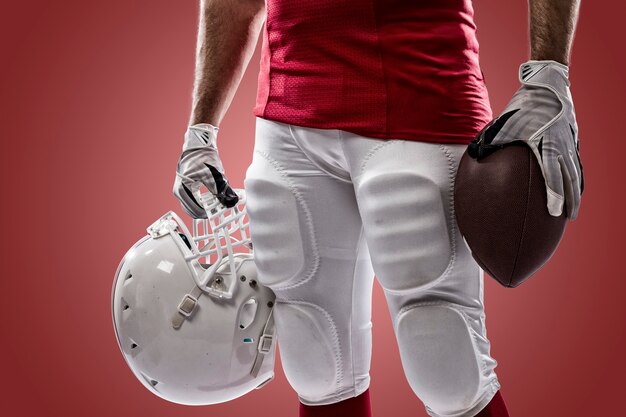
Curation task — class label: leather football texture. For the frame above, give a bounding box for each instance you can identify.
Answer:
[454,142,567,288]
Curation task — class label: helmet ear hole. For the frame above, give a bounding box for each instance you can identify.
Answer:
[239,298,258,330]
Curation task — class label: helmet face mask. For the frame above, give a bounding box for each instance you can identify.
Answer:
[112,190,276,405]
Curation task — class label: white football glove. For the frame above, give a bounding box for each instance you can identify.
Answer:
[468,60,584,219]
[173,124,239,218]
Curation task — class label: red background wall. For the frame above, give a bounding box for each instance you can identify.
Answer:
[1,1,624,416]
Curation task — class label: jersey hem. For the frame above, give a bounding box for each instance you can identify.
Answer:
[253,114,484,145]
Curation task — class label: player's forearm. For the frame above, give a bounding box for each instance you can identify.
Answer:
[190,0,266,126]
[529,0,581,65]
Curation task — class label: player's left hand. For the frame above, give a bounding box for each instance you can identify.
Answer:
[468,60,584,220]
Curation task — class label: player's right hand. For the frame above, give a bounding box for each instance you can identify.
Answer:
[173,124,239,219]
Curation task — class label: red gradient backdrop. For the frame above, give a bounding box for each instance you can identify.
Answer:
[1,1,624,416]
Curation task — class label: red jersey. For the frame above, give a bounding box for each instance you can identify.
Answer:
[253,0,492,144]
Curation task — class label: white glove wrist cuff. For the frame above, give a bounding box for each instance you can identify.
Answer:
[520,59,569,76]
[518,60,571,87]
[523,59,568,69]
[184,123,219,149]
[189,122,219,132]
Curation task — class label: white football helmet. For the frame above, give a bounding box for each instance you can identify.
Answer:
[111,189,276,405]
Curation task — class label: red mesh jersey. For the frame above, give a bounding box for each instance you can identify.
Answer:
[253,0,492,144]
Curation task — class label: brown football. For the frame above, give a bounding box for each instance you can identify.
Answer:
[454,142,567,288]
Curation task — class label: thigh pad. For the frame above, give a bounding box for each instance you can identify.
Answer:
[244,152,318,290]
[357,171,452,291]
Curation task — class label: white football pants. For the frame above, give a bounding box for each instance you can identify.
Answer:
[245,117,501,417]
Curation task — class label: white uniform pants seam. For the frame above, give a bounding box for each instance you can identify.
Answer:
[438,144,459,287]
[288,124,352,183]
[349,226,366,394]
[337,129,355,179]
[359,139,397,175]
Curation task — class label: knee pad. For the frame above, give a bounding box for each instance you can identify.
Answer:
[244,152,317,290]
[357,171,452,292]
[395,303,483,416]
[273,302,342,404]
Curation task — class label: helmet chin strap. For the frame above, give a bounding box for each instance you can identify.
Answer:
[170,254,276,380]
[171,255,245,330]
[250,307,275,378]
[171,284,205,330]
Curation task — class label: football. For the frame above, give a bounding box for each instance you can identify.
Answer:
[454,142,567,288]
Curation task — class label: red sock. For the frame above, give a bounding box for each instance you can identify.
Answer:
[475,390,510,417]
[299,389,372,417]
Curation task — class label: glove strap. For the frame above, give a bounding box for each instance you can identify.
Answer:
[467,141,505,160]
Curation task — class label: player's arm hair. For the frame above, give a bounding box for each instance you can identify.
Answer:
[528,0,581,65]
[189,0,266,126]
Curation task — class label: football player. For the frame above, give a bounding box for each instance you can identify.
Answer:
[174,1,583,416]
